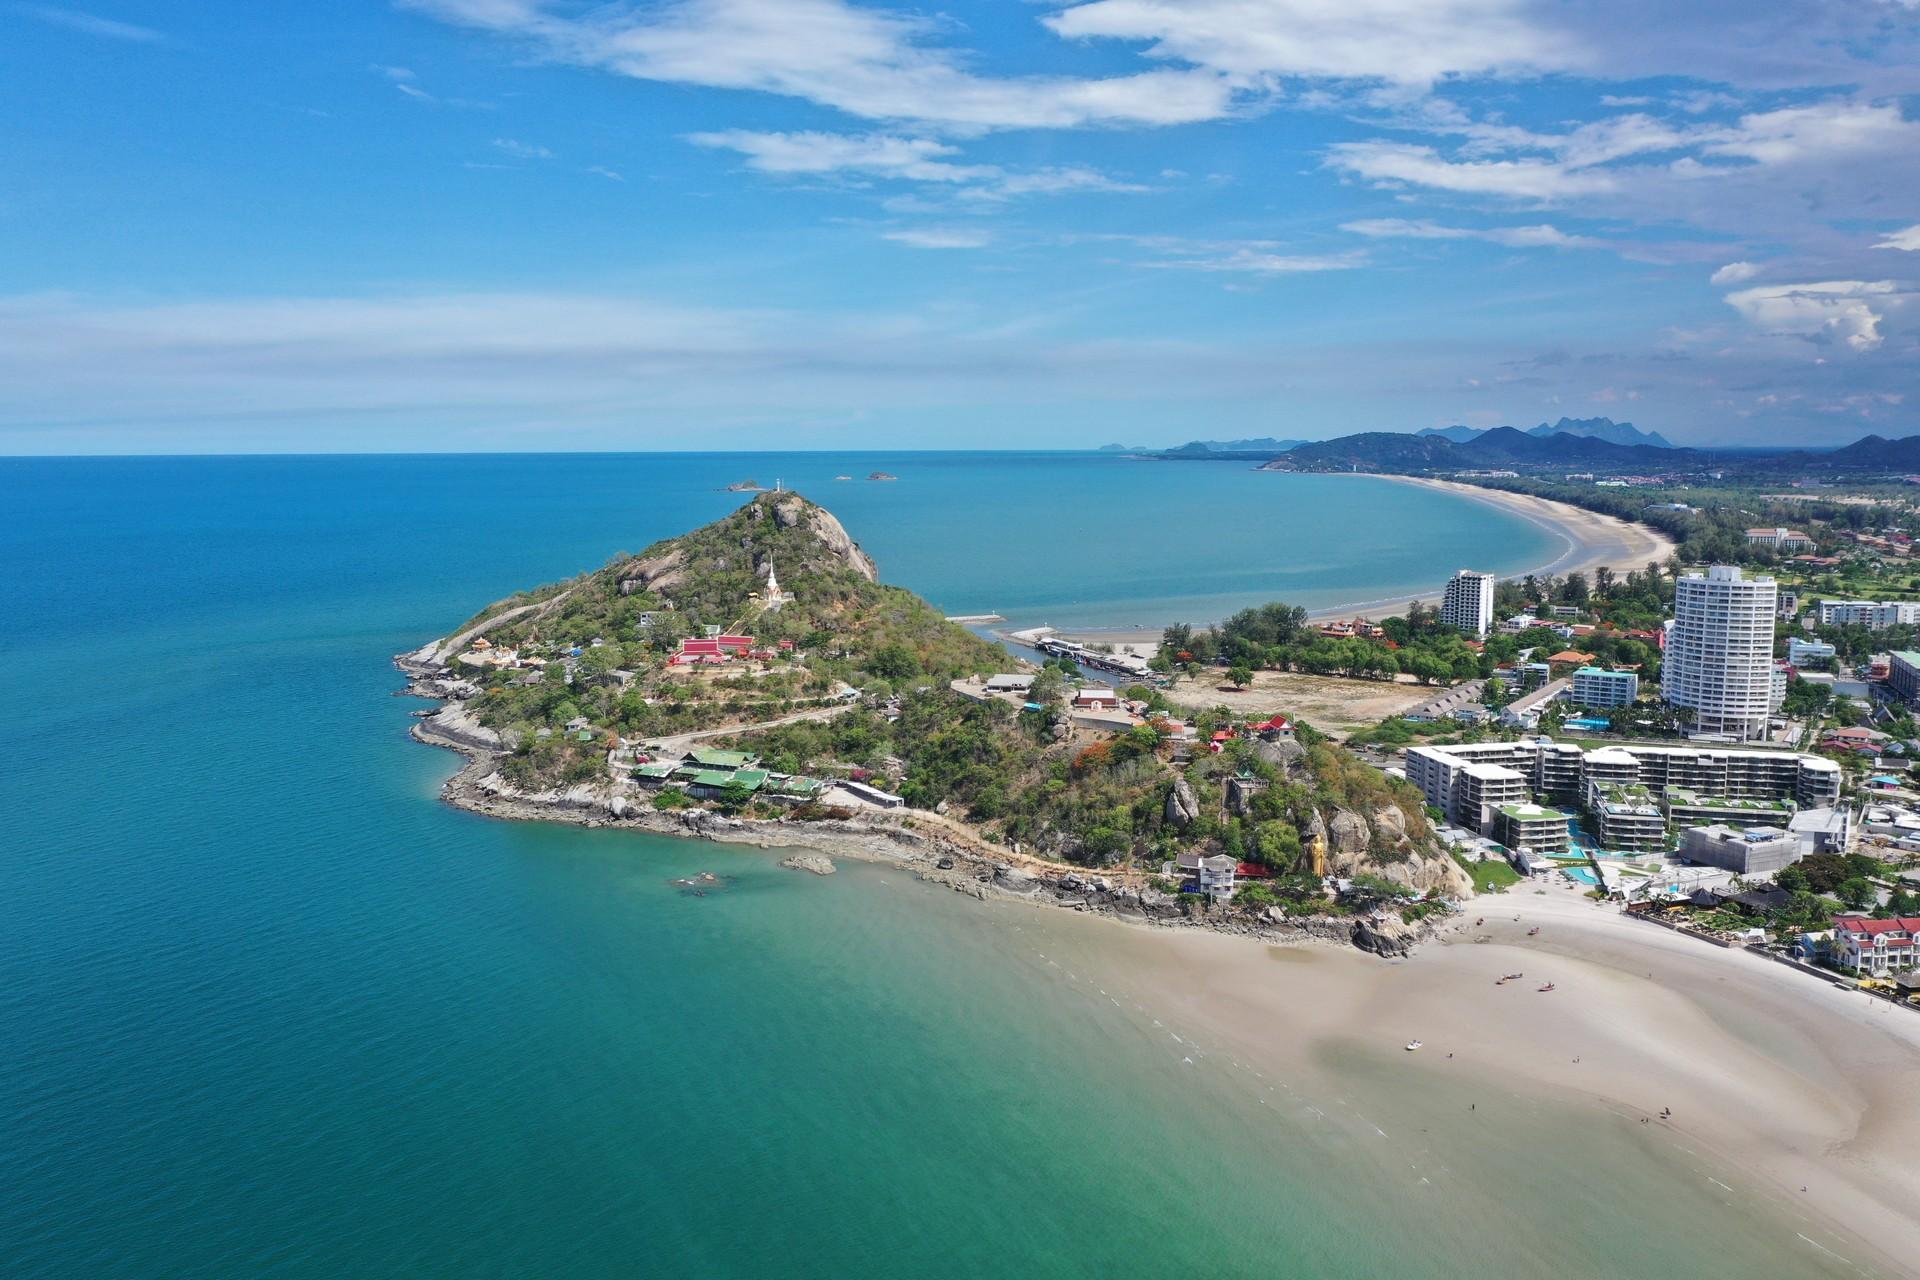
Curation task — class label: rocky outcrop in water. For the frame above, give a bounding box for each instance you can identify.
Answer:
[781,854,836,875]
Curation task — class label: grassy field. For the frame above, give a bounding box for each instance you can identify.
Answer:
[1453,852,1523,893]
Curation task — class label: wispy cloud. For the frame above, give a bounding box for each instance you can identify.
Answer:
[686,129,1142,201]
[492,137,554,160]
[1341,217,1607,250]
[585,165,624,182]
[882,227,990,249]
[20,5,162,42]
[1874,224,1920,252]
[1125,237,1366,275]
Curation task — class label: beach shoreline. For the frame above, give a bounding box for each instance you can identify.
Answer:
[399,663,1920,1274]
[1022,879,1920,1278]
[1021,473,1678,648]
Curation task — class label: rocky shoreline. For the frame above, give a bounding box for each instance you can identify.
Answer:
[397,651,1449,958]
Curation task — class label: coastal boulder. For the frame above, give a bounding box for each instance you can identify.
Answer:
[1165,778,1201,830]
[992,864,1041,895]
[1254,737,1304,774]
[1328,808,1371,857]
[1351,914,1417,958]
[780,854,836,875]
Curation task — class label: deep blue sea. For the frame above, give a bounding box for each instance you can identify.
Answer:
[0,454,1853,1278]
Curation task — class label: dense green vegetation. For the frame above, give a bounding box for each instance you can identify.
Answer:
[442,494,1005,784]
[725,687,1436,885]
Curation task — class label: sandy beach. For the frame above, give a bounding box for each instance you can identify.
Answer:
[1010,882,1920,1277]
[1340,475,1680,621]
[1033,475,1678,648]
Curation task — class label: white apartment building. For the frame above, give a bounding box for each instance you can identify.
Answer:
[1817,600,1920,629]
[1662,566,1778,741]
[1441,570,1497,638]
[1570,667,1638,707]
[1404,737,1842,843]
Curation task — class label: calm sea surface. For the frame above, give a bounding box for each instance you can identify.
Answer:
[0,454,1855,1277]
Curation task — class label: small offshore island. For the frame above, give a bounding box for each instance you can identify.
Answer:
[398,491,1466,955]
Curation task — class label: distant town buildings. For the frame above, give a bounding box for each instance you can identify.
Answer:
[1744,526,1815,552]
[1440,569,1496,638]
[1662,566,1777,741]
[1817,600,1920,628]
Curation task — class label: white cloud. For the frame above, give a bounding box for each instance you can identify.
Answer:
[371,64,416,81]
[1341,217,1606,249]
[1326,142,1615,200]
[882,227,991,249]
[1709,261,1759,285]
[1043,0,1571,87]
[686,130,1142,200]
[1699,101,1920,166]
[585,165,624,181]
[492,137,554,159]
[407,0,1237,130]
[1135,242,1366,274]
[1874,224,1920,252]
[20,5,162,41]
[1723,280,1898,351]
[688,131,990,182]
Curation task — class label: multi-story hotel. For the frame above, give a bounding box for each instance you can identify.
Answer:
[1662,566,1778,741]
[1440,569,1496,638]
[1570,666,1638,707]
[1407,737,1841,852]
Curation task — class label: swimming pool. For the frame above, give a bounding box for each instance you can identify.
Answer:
[1561,865,1601,885]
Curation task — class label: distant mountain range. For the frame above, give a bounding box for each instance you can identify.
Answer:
[1415,417,1675,449]
[1816,434,1920,469]
[1267,425,1694,472]
[1152,436,1310,456]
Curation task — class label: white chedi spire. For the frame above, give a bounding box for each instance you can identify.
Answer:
[764,559,793,607]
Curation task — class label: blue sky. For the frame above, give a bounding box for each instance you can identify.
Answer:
[3,0,1918,453]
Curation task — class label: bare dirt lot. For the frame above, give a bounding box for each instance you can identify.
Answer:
[1159,669,1432,737]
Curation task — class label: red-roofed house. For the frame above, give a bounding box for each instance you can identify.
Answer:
[1831,916,1920,975]
[1235,861,1274,880]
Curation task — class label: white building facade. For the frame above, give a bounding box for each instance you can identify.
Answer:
[1818,600,1920,628]
[1662,566,1779,741]
[1440,570,1497,638]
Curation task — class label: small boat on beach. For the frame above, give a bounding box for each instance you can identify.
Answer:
[1405,1040,1423,1051]
[1527,927,1540,937]
[1537,982,1557,992]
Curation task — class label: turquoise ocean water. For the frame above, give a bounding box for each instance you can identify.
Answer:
[0,454,1860,1278]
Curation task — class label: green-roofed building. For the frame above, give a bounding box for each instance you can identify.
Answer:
[687,768,767,797]
[632,762,678,786]
[684,748,760,771]
[769,775,827,798]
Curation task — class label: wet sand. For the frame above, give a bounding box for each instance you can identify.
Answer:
[1014,882,1920,1277]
